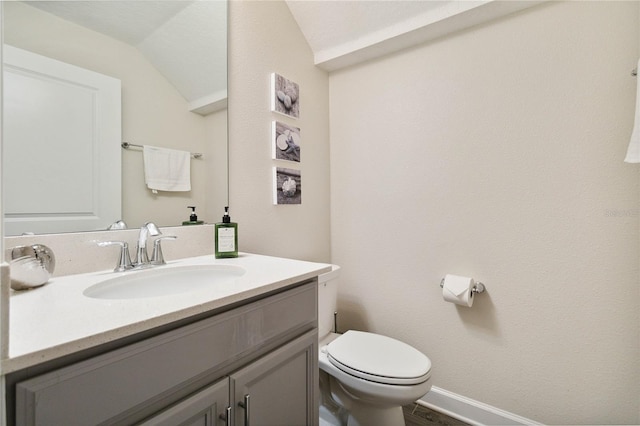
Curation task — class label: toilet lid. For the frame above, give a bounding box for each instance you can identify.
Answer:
[326,330,431,385]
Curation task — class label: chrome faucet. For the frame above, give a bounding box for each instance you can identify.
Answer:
[134,222,162,267]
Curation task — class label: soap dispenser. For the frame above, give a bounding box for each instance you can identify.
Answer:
[183,206,204,225]
[215,206,238,258]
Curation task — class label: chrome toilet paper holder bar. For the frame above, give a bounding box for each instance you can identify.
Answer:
[440,278,486,294]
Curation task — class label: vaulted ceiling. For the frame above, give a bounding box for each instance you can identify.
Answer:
[23,0,543,111]
[25,0,227,115]
[285,0,543,71]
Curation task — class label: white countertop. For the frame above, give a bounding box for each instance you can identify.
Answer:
[4,253,331,373]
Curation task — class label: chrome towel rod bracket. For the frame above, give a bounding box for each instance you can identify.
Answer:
[121,141,203,159]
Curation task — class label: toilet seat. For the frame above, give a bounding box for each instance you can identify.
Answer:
[325,330,431,386]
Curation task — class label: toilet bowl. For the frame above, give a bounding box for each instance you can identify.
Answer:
[318,266,432,426]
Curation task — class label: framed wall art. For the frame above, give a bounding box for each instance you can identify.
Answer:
[273,167,301,205]
[272,121,301,163]
[270,73,299,119]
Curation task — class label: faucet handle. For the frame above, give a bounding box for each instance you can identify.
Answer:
[97,241,133,272]
[151,236,177,266]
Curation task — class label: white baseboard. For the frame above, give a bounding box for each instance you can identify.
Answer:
[418,386,542,426]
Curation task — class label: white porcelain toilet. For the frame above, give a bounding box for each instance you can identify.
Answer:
[318,266,432,426]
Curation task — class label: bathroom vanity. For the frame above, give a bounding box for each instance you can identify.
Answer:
[3,253,329,425]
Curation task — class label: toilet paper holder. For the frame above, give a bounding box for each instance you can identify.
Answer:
[440,278,486,294]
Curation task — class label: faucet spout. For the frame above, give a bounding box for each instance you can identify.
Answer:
[138,222,161,249]
[134,222,162,267]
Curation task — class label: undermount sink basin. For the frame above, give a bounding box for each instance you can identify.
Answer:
[83,265,246,300]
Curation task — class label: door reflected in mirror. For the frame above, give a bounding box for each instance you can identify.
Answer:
[2,0,228,236]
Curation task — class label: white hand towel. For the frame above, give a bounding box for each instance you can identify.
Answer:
[143,145,191,193]
[624,59,640,163]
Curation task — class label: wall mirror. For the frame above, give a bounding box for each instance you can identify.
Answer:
[2,0,228,236]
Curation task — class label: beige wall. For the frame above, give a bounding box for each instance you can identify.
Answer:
[329,2,639,424]
[3,0,638,422]
[228,1,331,263]
[3,2,226,229]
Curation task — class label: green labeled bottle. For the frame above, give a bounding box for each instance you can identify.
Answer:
[182,206,204,225]
[215,206,238,258]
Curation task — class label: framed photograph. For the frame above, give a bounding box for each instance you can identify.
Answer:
[270,73,299,119]
[273,167,301,205]
[272,121,301,163]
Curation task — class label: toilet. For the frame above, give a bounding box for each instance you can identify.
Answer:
[318,266,432,426]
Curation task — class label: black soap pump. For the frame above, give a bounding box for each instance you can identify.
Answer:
[182,206,204,225]
[215,206,238,258]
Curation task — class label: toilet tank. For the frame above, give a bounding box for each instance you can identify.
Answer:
[318,265,340,339]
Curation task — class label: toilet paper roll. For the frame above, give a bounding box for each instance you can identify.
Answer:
[442,274,475,307]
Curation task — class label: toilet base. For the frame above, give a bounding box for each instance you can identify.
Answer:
[346,405,405,426]
[319,370,408,426]
[319,397,406,426]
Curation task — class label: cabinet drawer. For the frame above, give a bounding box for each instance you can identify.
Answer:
[16,282,317,425]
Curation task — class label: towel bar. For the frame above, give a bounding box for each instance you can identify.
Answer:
[121,142,203,159]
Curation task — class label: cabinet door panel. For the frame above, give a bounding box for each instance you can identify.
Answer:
[140,378,229,426]
[231,330,318,426]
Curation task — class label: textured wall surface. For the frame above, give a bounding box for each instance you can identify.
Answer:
[329,2,639,423]
[228,1,331,263]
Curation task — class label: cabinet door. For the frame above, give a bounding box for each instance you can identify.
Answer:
[140,378,230,426]
[231,330,318,426]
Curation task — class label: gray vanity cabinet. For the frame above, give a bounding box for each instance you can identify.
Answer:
[12,281,319,426]
[141,378,230,426]
[142,331,317,426]
[231,331,317,426]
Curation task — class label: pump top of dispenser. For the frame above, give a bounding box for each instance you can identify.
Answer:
[222,206,231,223]
[189,206,198,221]
[183,206,204,225]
